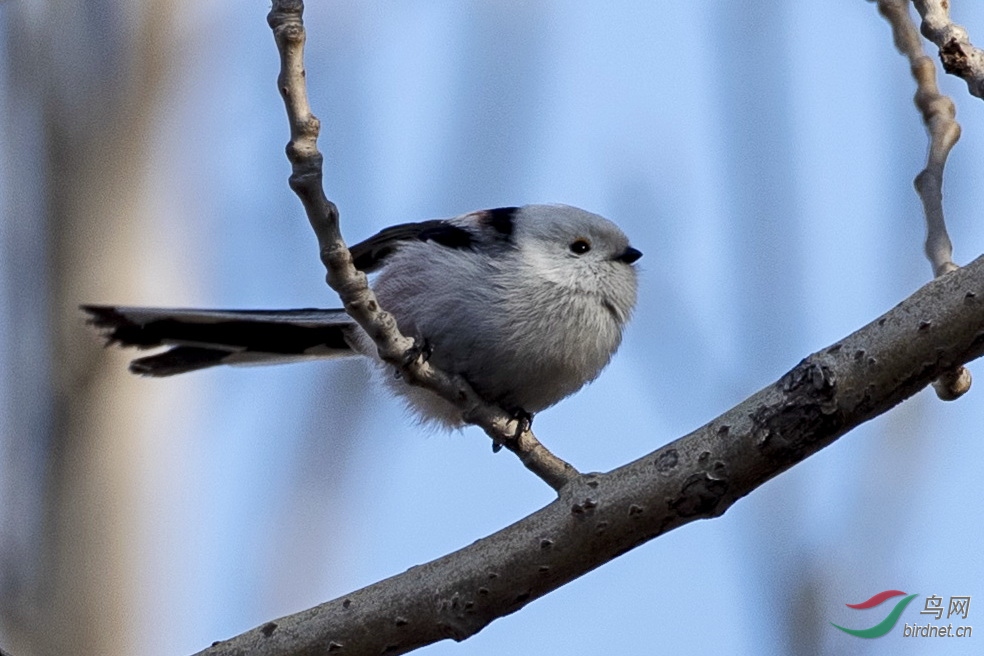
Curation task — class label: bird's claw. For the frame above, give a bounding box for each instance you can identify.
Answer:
[491,408,533,453]
[401,338,432,367]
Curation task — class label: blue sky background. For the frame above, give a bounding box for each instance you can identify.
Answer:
[3,2,984,655]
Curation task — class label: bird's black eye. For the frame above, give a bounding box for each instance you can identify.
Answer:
[569,239,591,255]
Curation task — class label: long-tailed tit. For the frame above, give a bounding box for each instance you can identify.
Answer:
[84,204,642,428]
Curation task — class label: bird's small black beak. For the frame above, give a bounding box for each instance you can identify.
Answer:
[617,246,643,264]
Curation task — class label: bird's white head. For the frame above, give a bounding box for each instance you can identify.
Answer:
[512,204,642,324]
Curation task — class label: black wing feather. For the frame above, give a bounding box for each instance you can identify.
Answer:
[83,305,352,352]
[82,305,357,376]
[130,347,232,377]
[349,220,474,272]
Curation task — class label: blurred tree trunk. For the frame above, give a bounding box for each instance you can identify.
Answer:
[1,3,178,654]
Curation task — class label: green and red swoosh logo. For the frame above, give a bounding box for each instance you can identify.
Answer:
[831,590,919,638]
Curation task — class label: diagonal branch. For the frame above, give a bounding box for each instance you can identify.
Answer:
[266,0,577,491]
[195,256,984,656]
[911,0,984,100]
[875,0,972,400]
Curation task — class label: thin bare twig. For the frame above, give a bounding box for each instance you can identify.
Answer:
[195,255,984,656]
[265,0,578,491]
[875,0,972,400]
[912,0,984,100]
[877,0,961,277]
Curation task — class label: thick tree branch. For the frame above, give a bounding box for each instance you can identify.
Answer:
[876,0,972,400]
[195,256,984,656]
[911,0,984,100]
[266,0,576,491]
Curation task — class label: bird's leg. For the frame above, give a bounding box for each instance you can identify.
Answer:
[394,337,432,379]
[492,407,534,453]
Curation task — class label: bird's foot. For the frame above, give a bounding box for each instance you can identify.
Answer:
[492,407,534,453]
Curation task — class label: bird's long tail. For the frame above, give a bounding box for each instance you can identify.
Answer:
[82,305,359,376]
